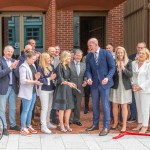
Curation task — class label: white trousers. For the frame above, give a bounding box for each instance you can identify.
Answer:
[134,92,150,126]
[39,90,53,126]
[134,92,142,124]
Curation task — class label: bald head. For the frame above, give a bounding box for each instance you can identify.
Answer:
[87,38,99,53]
[48,47,56,58]
[24,45,33,53]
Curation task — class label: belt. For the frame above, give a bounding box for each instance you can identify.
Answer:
[9,84,12,86]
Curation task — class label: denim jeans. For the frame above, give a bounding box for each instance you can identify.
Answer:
[0,86,17,129]
[21,93,36,128]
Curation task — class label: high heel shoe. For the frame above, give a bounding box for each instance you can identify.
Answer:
[120,127,126,133]
[132,124,142,131]
[120,129,126,133]
[139,127,148,134]
[60,127,67,132]
[110,123,118,130]
[65,126,72,132]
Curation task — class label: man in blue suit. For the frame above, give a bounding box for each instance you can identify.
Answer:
[85,38,115,136]
[0,45,20,135]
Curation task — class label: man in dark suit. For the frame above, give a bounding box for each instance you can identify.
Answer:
[70,49,86,126]
[128,42,146,123]
[85,38,115,136]
[0,45,20,135]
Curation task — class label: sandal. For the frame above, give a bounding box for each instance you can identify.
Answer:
[65,126,72,132]
[139,127,148,134]
[60,127,67,132]
[132,124,142,131]
[110,123,119,130]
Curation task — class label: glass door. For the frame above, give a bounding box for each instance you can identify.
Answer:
[0,13,45,57]
[1,16,20,58]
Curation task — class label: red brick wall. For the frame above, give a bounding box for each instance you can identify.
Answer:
[45,0,56,51]
[56,10,73,51]
[107,2,125,48]
[45,1,125,51]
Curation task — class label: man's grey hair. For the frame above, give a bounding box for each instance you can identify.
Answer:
[74,49,83,55]
[4,45,14,52]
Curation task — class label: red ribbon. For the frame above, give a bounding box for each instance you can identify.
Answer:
[112,131,150,139]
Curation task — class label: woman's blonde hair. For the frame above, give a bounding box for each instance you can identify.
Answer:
[60,51,71,68]
[136,48,150,63]
[115,46,129,65]
[39,52,52,75]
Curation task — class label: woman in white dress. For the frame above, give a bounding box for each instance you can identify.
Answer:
[132,48,150,133]
[110,46,133,132]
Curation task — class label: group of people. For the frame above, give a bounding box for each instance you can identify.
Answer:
[0,37,150,137]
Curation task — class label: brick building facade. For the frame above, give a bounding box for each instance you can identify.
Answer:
[0,0,127,55]
[45,0,126,52]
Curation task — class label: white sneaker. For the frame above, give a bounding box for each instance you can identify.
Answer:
[47,122,57,129]
[41,126,52,134]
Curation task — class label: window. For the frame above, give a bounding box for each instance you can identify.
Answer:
[8,27,15,45]
[24,26,43,48]
[26,27,40,40]
[25,17,41,22]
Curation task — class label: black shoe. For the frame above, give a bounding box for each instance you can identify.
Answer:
[73,121,82,126]
[99,128,109,136]
[127,117,136,123]
[10,125,20,131]
[85,125,99,131]
[69,121,73,125]
[3,129,9,136]
[84,108,89,114]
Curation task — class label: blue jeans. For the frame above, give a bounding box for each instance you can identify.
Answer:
[21,93,36,128]
[0,86,17,129]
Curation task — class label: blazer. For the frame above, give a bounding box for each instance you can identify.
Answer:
[111,60,133,90]
[18,61,37,100]
[86,48,115,89]
[70,61,86,93]
[38,64,55,91]
[129,53,137,61]
[18,52,39,70]
[0,56,19,95]
[132,61,150,93]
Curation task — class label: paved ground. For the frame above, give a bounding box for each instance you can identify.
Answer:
[2,97,150,150]
[0,133,150,150]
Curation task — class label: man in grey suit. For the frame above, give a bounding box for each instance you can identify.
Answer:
[0,45,20,135]
[70,49,86,126]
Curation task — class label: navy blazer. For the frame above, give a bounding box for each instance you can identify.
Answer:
[0,57,19,95]
[86,48,115,89]
[18,52,39,70]
[38,64,55,91]
[129,53,136,61]
[18,52,26,66]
